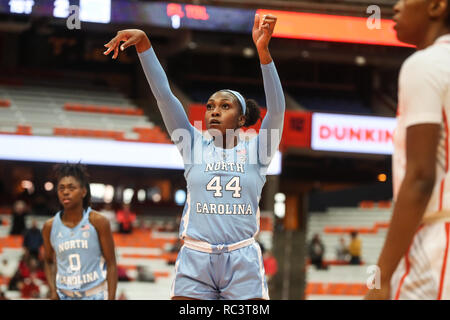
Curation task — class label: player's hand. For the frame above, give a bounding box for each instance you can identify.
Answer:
[103,29,151,59]
[364,282,391,300]
[252,14,277,51]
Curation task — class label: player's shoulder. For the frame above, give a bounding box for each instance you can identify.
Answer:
[400,48,447,86]
[401,43,447,73]
[401,50,434,72]
[89,210,110,229]
[42,217,56,233]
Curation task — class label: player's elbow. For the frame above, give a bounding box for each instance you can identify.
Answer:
[405,167,436,197]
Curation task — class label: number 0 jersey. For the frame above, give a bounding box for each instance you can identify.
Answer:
[50,207,107,292]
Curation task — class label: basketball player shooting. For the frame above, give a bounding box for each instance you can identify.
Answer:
[103,14,285,300]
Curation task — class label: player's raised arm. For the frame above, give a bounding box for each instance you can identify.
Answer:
[104,29,194,137]
[253,14,285,160]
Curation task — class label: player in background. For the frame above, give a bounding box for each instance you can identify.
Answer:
[42,163,117,300]
[366,0,450,299]
[104,14,285,299]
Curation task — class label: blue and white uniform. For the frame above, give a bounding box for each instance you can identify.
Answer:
[139,47,285,300]
[50,207,107,300]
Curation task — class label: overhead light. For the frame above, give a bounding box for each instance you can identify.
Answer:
[171,15,181,29]
[104,185,114,203]
[123,188,134,204]
[188,42,197,50]
[274,192,286,219]
[301,50,310,58]
[137,189,146,203]
[355,56,366,66]
[44,182,54,191]
[21,180,34,193]
[242,47,255,58]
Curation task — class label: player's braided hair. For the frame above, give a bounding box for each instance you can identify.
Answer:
[243,99,261,127]
[53,162,91,209]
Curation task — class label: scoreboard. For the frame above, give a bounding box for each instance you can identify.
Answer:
[0,1,411,46]
[0,0,254,33]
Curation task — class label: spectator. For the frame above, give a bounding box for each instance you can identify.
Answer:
[9,255,46,293]
[23,219,43,260]
[10,200,28,235]
[262,249,278,283]
[0,259,16,280]
[19,275,40,299]
[348,231,362,265]
[117,266,131,282]
[8,268,23,291]
[116,203,136,234]
[0,290,8,300]
[308,234,327,270]
[28,257,46,283]
[8,254,31,291]
[136,266,155,283]
[335,236,349,262]
[100,203,116,226]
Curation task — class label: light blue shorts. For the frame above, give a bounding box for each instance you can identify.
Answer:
[170,242,269,300]
[57,289,107,300]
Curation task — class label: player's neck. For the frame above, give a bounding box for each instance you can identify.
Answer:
[417,25,450,50]
[213,133,239,149]
[62,204,84,223]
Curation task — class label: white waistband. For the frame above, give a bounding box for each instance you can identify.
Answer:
[59,281,107,298]
[183,237,256,253]
[422,210,450,225]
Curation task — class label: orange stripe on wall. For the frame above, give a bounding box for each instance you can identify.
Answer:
[256,9,414,47]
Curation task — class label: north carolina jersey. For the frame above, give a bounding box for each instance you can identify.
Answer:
[50,207,107,292]
[393,34,450,221]
[179,130,268,244]
[138,47,285,246]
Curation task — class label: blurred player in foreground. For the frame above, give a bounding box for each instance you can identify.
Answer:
[104,13,285,299]
[366,0,450,299]
[42,163,117,300]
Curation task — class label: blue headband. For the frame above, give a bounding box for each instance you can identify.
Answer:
[223,89,246,115]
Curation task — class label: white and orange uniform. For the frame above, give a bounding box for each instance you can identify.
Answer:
[392,34,450,300]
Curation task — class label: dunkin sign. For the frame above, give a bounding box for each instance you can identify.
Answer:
[311,113,396,155]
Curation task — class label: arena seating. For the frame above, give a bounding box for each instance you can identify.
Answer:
[0,83,170,143]
[0,214,178,299]
[305,205,392,299]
